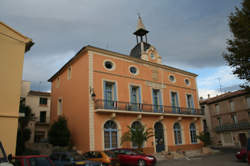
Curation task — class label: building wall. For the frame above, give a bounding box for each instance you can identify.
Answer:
[50,47,203,154]
[203,92,250,147]
[92,52,199,108]
[50,51,90,153]
[91,51,202,153]
[0,23,31,155]
[25,94,51,143]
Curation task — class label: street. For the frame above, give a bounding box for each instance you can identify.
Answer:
[156,151,248,166]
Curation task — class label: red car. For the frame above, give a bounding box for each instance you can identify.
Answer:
[235,148,248,162]
[14,155,54,166]
[110,148,156,166]
[248,137,250,164]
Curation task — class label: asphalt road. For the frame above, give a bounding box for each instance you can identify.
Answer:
[156,151,248,166]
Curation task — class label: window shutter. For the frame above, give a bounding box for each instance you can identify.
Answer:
[113,83,117,101]
[130,86,133,103]
[138,86,141,104]
[159,90,163,112]
[104,81,107,100]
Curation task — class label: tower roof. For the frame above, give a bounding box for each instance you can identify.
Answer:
[133,16,149,36]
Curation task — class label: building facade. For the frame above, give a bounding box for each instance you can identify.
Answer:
[200,90,250,147]
[21,81,51,143]
[0,22,33,155]
[49,17,204,154]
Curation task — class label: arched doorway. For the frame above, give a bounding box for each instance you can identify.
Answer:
[154,122,165,152]
[104,120,118,150]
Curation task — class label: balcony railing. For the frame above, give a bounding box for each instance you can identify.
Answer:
[215,121,250,132]
[94,99,204,115]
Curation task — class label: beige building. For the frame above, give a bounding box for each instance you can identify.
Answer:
[200,90,250,147]
[0,22,33,155]
[21,81,51,143]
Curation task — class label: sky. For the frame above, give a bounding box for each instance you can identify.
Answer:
[0,0,244,99]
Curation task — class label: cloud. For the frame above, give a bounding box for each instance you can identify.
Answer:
[198,89,220,99]
[22,50,76,92]
[197,66,243,89]
[0,0,243,92]
[197,66,243,98]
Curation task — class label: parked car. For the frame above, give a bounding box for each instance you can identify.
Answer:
[0,141,14,166]
[14,155,54,166]
[110,148,156,166]
[50,151,101,166]
[235,148,247,162]
[83,151,118,166]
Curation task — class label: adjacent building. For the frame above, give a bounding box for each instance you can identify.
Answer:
[49,17,204,154]
[21,81,51,143]
[0,22,33,155]
[200,90,250,147]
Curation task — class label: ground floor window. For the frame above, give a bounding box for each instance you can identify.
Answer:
[174,122,182,145]
[190,123,197,144]
[131,121,143,148]
[104,120,118,149]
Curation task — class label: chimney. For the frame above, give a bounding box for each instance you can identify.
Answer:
[208,94,210,98]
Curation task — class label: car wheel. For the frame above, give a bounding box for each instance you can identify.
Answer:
[138,159,146,166]
[242,154,247,162]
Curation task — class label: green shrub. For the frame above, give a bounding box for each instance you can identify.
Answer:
[48,116,71,147]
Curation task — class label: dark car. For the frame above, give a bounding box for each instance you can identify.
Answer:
[14,155,54,166]
[110,148,156,166]
[235,148,247,162]
[50,151,101,166]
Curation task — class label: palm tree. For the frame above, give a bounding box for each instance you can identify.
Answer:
[121,125,154,151]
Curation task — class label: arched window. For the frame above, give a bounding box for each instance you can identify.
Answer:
[190,123,197,144]
[131,121,142,148]
[104,120,118,149]
[173,123,182,145]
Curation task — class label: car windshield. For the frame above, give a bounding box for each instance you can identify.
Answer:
[73,153,84,161]
[104,151,116,158]
[29,157,52,166]
[132,149,145,155]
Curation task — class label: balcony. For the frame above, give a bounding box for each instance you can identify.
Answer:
[215,121,250,132]
[94,99,204,117]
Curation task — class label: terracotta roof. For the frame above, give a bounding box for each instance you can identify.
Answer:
[48,45,198,82]
[28,90,50,97]
[200,90,249,104]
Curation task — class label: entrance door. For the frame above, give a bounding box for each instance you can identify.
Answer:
[239,133,247,147]
[154,122,165,152]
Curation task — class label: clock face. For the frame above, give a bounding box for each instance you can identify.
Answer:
[150,52,155,59]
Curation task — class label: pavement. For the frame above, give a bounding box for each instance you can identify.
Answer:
[156,147,248,166]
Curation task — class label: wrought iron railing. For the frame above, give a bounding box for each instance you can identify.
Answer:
[94,99,204,115]
[215,121,250,132]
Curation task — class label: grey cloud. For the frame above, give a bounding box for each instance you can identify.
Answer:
[0,0,242,90]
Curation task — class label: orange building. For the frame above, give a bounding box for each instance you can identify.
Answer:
[49,17,204,154]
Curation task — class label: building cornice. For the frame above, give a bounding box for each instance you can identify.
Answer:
[48,45,198,82]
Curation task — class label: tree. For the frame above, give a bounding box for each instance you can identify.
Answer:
[121,125,154,151]
[196,132,211,147]
[16,103,34,155]
[48,116,71,147]
[223,0,250,88]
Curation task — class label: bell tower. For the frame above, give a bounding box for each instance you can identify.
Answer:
[129,15,162,64]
